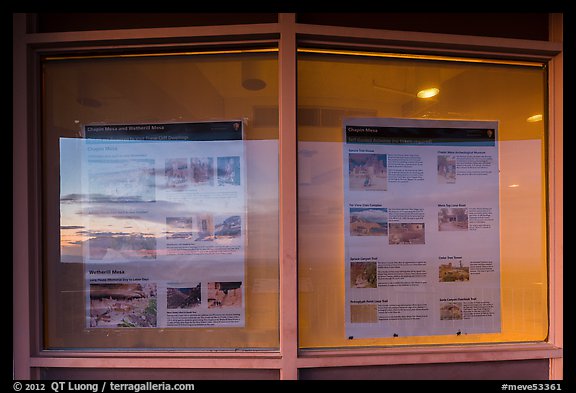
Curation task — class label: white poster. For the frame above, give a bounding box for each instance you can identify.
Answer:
[343,117,501,338]
[60,122,246,329]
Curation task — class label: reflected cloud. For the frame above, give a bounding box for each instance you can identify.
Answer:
[60,225,85,230]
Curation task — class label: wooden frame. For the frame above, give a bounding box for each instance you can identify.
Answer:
[13,12,563,380]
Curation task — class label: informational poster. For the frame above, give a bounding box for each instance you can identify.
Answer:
[60,121,246,329]
[343,117,501,338]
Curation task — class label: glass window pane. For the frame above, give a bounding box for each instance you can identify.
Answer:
[297,50,548,348]
[43,51,279,350]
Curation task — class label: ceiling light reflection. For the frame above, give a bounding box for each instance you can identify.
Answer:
[417,87,440,99]
[526,114,543,122]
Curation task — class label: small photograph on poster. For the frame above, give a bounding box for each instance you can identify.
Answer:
[438,208,469,231]
[439,261,470,282]
[350,261,377,288]
[350,304,378,323]
[171,215,216,243]
[166,217,194,240]
[207,282,242,308]
[166,283,202,309]
[388,223,425,245]
[440,302,463,320]
[165,158,189,188]
[190,157,214,186]
[217,156,241,186]
[88,158,156,202]
[87,221,157,261]
[89,283,157,328]
[348,153,388,191]
[350,207,388,236]
[214,215,241,239]
[194,214,214,241]
[437,155,456,183]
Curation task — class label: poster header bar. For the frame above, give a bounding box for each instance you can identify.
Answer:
[345,125,496,146]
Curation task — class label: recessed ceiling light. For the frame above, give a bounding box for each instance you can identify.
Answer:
[526,114,543,122]
[417,87,439,99]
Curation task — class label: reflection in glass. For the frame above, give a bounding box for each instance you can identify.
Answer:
[44,51,279,350]
[298,52,547,348]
